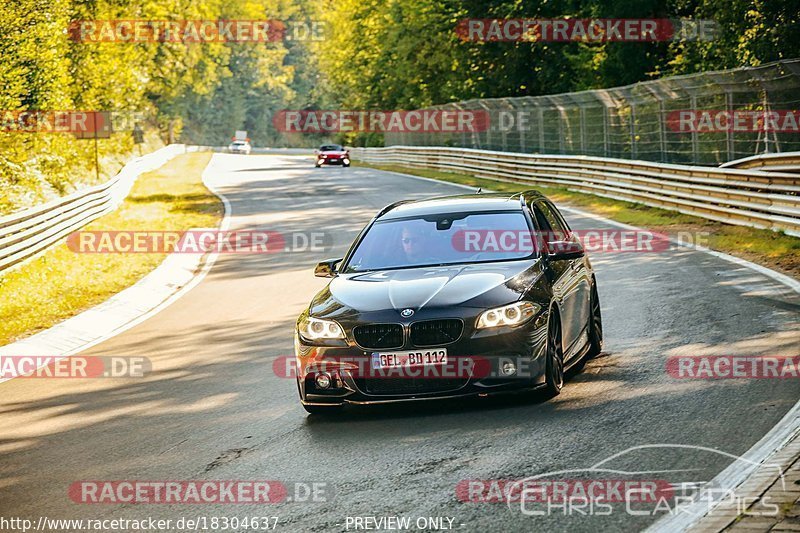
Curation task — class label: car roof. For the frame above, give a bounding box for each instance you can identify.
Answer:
[378,190,548,220]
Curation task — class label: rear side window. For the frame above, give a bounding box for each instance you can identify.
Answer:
[533,201,569,243]
[547,202,572,233]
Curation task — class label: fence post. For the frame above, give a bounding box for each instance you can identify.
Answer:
[538,108,545,153]
[630,103,637,159]
[483,103,492,150]
[658,99,666,163]
[579,106,586,154]
[725,91,734,161]
[690,94,699,163]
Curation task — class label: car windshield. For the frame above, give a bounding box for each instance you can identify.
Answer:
[232,141,246,145]
[320,145,342,151]
[343,211,536,272]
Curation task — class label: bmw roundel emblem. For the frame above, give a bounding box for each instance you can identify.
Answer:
[400,308,415,318]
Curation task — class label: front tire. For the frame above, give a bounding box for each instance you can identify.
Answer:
[587,282,603,358]
[543,312,564,398]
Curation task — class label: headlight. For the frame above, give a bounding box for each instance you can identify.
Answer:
[299,316,345,340]
[476,302,539,329]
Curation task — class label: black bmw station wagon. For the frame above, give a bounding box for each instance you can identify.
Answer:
[294,190,602,414]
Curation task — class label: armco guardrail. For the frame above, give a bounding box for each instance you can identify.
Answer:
[351,146,800,237]
[721,151,800,173]
[0,144,186,274]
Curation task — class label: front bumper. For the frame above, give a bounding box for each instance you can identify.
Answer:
[316,156,349,165]
[295,312,549,406]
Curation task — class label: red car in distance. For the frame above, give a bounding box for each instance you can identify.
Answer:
[315,144,351,168]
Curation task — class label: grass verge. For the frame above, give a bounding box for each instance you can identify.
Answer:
[355,162,800,279]
[0,152,222,345]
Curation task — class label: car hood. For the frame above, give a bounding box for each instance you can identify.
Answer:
[311,260,541,314]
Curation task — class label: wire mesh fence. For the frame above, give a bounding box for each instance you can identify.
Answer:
[384,59,800,166]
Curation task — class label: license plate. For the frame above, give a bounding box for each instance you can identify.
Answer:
[371,349,448,370]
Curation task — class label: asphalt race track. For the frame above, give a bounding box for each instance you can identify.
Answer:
[1,154,798,532]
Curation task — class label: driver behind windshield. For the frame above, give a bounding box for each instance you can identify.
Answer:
[401,226,433,262]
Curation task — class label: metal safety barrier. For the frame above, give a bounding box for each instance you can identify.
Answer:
[350,146,800,237]
[0,144,186,274]
[721,151,800,173]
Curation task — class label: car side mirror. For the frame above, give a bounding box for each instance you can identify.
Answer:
[547,236,585,260]
[314,258,342,278]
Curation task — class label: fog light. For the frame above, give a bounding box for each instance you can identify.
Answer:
[501,362,517,376]
[315,372,332,389]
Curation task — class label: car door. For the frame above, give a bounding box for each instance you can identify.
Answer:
[532,201,586,354]
[545,201,592,351]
